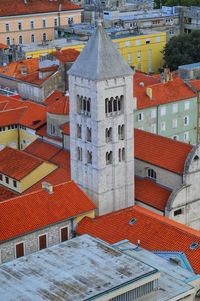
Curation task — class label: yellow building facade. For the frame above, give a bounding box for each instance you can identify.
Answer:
[25,31,166,73]
[0,10,82,45]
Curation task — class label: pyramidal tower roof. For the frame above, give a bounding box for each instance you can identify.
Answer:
[68,20,133,81]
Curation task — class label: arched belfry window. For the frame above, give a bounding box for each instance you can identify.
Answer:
[105,95,124,116]
[77,95,91,116]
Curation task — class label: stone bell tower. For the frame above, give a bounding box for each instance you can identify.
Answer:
[68,21,135,215]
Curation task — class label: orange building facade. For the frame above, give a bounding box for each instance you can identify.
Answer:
[0,0,82,45]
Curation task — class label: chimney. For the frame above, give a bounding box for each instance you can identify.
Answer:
[42,182,53,194]
[161,67,172,83]
[146,87,152,99]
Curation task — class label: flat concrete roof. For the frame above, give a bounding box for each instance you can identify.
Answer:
[0,235,158,301]
[114,241,196,301]
[22,38,86,54]
[179,62,200,70]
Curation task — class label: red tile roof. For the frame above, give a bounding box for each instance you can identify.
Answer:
[18,101,47,129]
[25,139,61,160]
[39,66,58,72]
[47,95,69,115]
[0,43,7,49]
[0,147,43,180]
[135,177,172,211]
[77,205,200,274]
[189,79,200,91]
[0,0,81,17]
[135,129,193,174]
[20,71,52,85]
[0,181,95,242]
[134,72,196,110]
[0,58,38,79]
[0,95,22,111]
[43,90,64,106]
[0,100,46,129]
[53,49,80,64]
[60,122,70,135]
[50,149,70,169]
[0,107,26,127]
[0,185,18,202]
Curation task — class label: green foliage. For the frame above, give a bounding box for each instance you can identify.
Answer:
[163,31,200,70]
[154,0,200,8]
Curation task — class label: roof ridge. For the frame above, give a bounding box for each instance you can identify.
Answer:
[134,205,200,238]
[0,180,75,205]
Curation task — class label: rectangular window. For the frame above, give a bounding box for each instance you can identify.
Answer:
[13,180,17,187]
[155,36,160,42]
[151,109,156,119]
[54,18,58,27]
[172,103,178,113]
[137,112,143,121]
[151,123,156,133]
[30,20,34,29]
[42,19,46,28]
[60,227,68,242]
[146,38,151,44]
[160,121,166,131]
[5,176,9,184]
[172,118,177,129]
[125,40,130,47]
[135,39,141,46]
[6,23,10,32]
[184,116,189,126]
[15,242,24,258]
[184,101,190,110]
[38,234,47,250]
[127,53,131,63]
[137,51,141,61]
[174,208,183,216]
[18,22,22,30]
[160,106,166,116]
[184,131,189,142]
[0,174,2,181]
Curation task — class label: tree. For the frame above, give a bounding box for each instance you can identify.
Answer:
[163,31,200,70]
[154,0,200,7]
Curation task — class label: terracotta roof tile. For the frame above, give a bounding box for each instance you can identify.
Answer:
[43,90,64,106]
[0,43,7,49]
[47,95,69,115]
[134,72,196,110]
[135,177,172,211]
[0,181,95,242]
[0,185,18,202]
[25,139,61,160]
[0,58,38,79]
[53,48,80,64]
[60,122,70,135]
[39,66,58,72]
[77,205,200,274]
[18,101,47,129]
[189,79,200,91]
[135,129,193,174]
[0,107,26,127]
[0,0,81,17]
[50,149,70,169]
[0,147,43,180]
